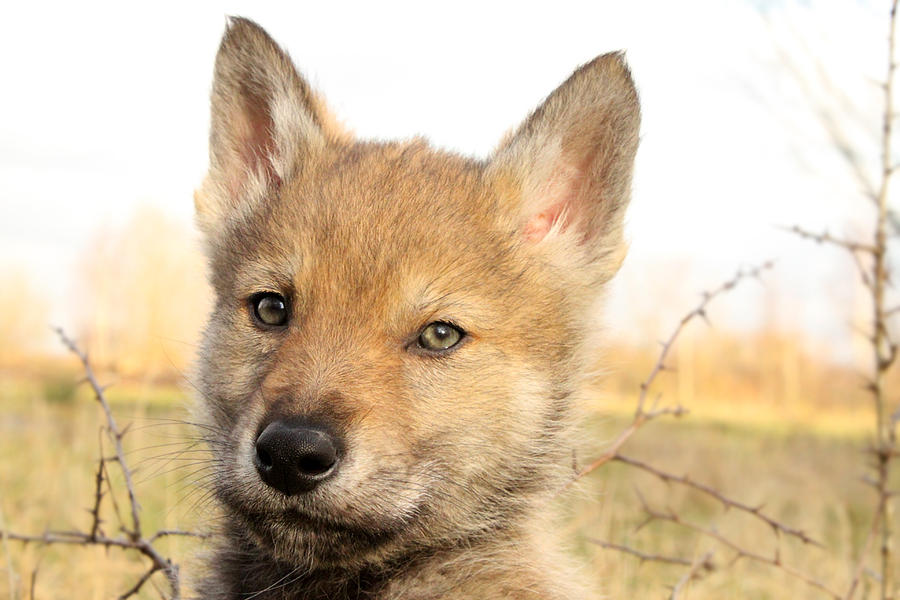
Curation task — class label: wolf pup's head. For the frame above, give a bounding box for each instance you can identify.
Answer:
[195,17,639,570]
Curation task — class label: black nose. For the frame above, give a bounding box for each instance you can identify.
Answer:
[254,420,341,495]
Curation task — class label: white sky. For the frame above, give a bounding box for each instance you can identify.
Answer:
[0,0,893,358]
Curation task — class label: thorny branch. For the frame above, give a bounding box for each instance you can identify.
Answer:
[588,539,717,600]
[783,225,881,292]
[55,327,143,538]
[587,538,715,570]
[786,2,900,597]
[88,430,108,542]
[116,566,160,600]
[669,551,715,600]
[635,492,843,600]
[784,225,878,255]
[845,491,887,600]
[0,328,206,599]
[582,261,844,596]
[1,506,15,600]
[572,261,773,483]
[611,454,821,547]
[869,3,900,598]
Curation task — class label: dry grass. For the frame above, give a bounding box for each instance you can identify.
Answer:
[572,408,882,599]
[0,375,207,599]
[0,330,892,599]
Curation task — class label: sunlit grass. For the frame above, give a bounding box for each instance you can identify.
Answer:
[0,375,208,599]
[572,413,882,599]
[0,346,892,599]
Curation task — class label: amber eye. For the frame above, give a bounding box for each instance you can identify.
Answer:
[251,292,289,327]
[417,322,464,352]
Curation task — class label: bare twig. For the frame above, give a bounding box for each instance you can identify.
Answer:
[88,438,106,541]
[636,495,842,600]
[0,504,16,600]
[6,529,182,598]
[1,329,188,599]
[28,564,37,600]
[669,551,715,600]
[849,247,876,291]
[7,530,140,549]
[118,565,160,600]
[845,492,886,600]
[571,262,773,484]
[784,225,878,255]
[611,453,822,547]
[54,327,143,538]
[100,452,126,531]
[784,7,900,596]
[588,538,715,570]
[149,530,210,543]
[572,261,834,597]
[871,4,899,598]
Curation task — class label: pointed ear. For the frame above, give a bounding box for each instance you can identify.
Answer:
[488,53,640,271]
[196,17,345,234]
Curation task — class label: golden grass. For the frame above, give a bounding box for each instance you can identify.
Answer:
[571,413,883,599]
[0,376,207,599]
[0,333,894,599]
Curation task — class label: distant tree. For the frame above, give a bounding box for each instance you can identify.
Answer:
[76,206,210,378]
[0,267,50,365]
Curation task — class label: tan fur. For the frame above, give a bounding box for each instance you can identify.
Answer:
[193,17,640,599]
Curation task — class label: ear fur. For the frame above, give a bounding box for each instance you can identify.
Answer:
[489,53,640,275]
[196,17,345,234]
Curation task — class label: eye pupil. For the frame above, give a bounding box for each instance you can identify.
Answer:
[418,322,463,352]
[252,293,288,326]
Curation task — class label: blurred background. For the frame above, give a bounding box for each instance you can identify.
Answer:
[0,0,892,369]
[2,1,898,598]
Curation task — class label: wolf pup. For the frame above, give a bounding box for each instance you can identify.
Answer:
[193,17,639,600]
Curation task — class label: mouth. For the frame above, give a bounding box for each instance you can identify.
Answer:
[211,453,428,565]
[278,507,388,537]
[222,492,407,564]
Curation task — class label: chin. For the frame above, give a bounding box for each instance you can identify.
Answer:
[215,481,415,569]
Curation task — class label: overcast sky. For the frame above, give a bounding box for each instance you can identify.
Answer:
[0,0,893,357]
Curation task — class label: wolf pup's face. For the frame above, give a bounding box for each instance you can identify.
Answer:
[195,18,639,569]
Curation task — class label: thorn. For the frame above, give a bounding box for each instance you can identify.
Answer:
[697,309,711,326]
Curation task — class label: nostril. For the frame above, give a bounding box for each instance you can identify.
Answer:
[300,455,330,474]
[255,445,273,470]
[297,448,336,476]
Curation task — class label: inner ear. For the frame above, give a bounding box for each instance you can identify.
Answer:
[489,53,640,254]
[522,164,581,243]
[235,90,282,192]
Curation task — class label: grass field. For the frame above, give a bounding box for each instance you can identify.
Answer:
[577,400,884,599]
[0,361,895,599]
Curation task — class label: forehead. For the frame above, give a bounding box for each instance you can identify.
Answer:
[289,141,496,245]
[223,141,518,300]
